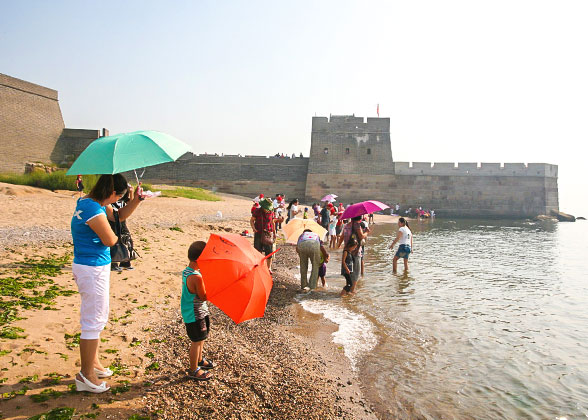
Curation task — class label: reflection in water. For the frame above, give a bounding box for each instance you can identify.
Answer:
[315,218,588,419]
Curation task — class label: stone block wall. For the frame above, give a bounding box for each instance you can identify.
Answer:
[51,128,102,166]
[305,172,559,218]
[0,73,65,172]
[131,154,309,199]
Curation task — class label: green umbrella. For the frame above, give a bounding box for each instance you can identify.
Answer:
[66,130,191,175]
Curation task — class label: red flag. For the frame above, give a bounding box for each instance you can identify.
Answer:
[377,103,379,117]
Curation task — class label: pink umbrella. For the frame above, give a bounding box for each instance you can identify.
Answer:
[340,200,390,219]
[321,194,338,202]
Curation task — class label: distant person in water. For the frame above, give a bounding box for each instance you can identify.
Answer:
[388,217,412,273]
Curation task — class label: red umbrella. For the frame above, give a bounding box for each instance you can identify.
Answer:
[340,200,390,219]
[197,233,277,324]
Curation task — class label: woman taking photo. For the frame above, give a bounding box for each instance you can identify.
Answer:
[70,174,143,393]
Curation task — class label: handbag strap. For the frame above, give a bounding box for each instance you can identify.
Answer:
[112,210,122,239]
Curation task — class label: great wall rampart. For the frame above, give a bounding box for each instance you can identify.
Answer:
[0,73,559,218]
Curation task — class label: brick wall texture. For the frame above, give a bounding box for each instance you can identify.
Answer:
[0,74,65,172]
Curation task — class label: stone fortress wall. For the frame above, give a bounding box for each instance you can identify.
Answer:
[123,154,309,200]
[0,74,65,173]
[0,73,559,218]
[303,115,558,218]
[0,73,104,173]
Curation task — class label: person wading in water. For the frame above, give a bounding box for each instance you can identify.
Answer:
[388,217,413,273]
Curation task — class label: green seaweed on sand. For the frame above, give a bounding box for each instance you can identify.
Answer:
[29,388,63,403]
[2,386,29,400]
[27,406,75,420]
[169,226,183,232]
[111,380,131,395]
[44,373,63,385]
[0,326,27,339]
[104,349,118,354]
[144,352,154,359]
[18,347,47,356]
[19,374,39,383]
[64,333,80,349]
[145,362,160,372]
[0,350,12,356]
[0,255,75,335]
[111,309,133,323]
[108,360,130,376]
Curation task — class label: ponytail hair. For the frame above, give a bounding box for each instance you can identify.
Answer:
[88,174,128,201]
[399,217,410,229]
[287,199,298,212]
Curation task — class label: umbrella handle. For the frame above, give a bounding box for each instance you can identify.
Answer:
[262,248,281,262]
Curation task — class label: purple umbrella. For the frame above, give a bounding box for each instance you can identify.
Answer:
[340,200,390,219]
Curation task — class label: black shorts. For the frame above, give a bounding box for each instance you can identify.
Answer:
[77,183,84,192]
[253,232,275,256]
[185,316,210,342]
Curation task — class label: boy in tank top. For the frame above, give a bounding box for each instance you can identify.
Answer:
[181,241,215,381]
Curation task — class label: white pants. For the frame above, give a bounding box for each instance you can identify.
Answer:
[72,263,110,340]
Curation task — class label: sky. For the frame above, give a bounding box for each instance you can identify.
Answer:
[1,0,587,215]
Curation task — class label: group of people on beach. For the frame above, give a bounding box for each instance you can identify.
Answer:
[69,177,413,390]
[248,194,413,296]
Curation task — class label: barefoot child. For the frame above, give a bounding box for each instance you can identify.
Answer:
[182,241,214,381]
[341,238,359,296]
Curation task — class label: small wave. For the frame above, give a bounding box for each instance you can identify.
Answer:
[297,297,378,370]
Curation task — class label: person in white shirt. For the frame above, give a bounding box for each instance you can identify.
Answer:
[286,199,300,223]
[388,217,412,273]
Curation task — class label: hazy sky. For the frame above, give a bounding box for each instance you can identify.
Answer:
[1,1,587,215]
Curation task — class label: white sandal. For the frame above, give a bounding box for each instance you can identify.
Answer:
[75,371,110,393]
[95,367,113,378]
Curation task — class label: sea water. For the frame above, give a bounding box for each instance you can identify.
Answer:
[296,218,588,419]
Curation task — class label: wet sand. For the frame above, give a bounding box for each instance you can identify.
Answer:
[0,183,378,420]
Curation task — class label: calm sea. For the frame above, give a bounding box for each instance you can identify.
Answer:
[297,218,588,419]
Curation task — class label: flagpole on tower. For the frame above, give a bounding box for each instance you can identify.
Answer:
[377,103,380,117]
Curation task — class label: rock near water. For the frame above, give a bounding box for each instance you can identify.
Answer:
[550,209,576,222]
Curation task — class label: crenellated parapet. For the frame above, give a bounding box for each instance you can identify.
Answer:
[394,162,558,177]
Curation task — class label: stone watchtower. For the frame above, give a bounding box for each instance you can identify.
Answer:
[305,115,394,203]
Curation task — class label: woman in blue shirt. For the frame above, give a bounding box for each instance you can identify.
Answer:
[71,174,143,393]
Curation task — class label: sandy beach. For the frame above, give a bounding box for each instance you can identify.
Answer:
[0,183,378,420]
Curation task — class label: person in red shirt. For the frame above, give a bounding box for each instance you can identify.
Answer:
[249,198,283,273]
